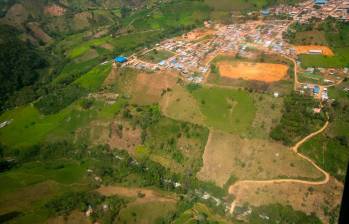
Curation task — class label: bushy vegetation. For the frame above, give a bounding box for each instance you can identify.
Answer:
[299,85,349,182]
[0,25,47,111]
[34,84,87,114]
[271,93,326,145]
[45,191,125,223]
[247,203,322,224]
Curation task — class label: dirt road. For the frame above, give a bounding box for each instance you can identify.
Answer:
[228,118,330,214]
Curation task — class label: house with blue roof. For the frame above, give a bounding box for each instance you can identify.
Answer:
[314,0,327,5]
[313,85,320,94]
[115,56,127,63]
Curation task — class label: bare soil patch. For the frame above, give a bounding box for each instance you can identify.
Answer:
[294,45,334,56]
[27,22,53,44]
[217,61,288,83]
[97,186,176,204]
[130,71,178,105]
[44,5,65,16]
[182,28,216,41]
[229,177,343,224]
[197,131,323,187]
[103,63,118,86]
[88,120,141,153]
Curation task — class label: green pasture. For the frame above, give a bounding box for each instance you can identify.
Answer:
[140,49,174,63]
[191,87,256,134]
[0,98,126,147]
[299,48,349,68]
[74,62,112,91]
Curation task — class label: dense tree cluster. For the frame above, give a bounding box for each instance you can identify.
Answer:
[271,93,326,145]
[0,25,47,111]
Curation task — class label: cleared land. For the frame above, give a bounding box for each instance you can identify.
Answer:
[294,45,334,56]
[217,61,288,83]
[118,70,178,105]
[160,84,205,125]
[229,177,343,224]
[197,131,323,187]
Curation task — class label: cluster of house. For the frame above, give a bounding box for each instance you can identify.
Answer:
[263,0,349,22]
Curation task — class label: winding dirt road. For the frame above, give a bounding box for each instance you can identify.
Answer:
[228,118,330,214]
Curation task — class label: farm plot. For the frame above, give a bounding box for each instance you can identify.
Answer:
[294,45,334,56]
[197,131,323,187]
[217,61,288,83]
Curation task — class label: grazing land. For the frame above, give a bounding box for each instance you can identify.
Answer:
[191,87,256,134]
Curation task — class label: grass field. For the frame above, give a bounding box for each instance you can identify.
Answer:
[0,98,126,147]
[299,47,349,68]
[191,87,256,134]
[0,159,92,222]
[197,131,323,187]
[122,1,210,31]
[298,72,325,85]
[74,62,112,91]
[139,49,174,63]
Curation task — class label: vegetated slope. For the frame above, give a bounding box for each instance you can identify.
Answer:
[299,81,349,182]
[0,25,47,112]
[270,93,326,145]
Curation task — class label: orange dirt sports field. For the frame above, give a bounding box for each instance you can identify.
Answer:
[217,61,289,83]
[294,45,334,56]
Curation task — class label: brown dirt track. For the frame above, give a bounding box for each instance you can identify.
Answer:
[217,61,288,83]
[294,45,334,56]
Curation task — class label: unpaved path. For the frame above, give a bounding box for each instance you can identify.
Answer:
[228,118,330,214]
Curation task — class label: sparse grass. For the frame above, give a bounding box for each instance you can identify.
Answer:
[117,201,176,224]
[160,84,205,125]
[197,131,323,187]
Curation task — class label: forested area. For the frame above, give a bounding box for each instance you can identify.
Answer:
[0,25,47,111]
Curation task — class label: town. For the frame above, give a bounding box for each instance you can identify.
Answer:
[113,0,349,103]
